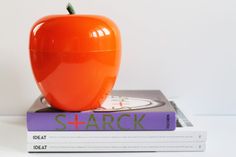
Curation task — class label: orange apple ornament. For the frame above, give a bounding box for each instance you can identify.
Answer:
[29,3,121,111]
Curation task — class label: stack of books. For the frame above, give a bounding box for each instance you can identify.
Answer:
[26,90,207,152]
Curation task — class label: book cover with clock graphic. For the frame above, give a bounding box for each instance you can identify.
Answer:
[27,90,176,131]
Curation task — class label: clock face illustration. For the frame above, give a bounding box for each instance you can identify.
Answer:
[94,96,164,112]
[40,96,164,112]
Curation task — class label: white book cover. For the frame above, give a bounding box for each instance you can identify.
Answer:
[28,142,206,152]
[28,129,206,143]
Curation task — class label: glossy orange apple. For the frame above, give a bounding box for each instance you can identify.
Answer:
[29,5,121,111]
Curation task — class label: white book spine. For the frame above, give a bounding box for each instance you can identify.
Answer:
[28,131,207,143]
[27,142,205,152]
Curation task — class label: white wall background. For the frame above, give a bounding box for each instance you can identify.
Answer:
[0,0,236,115]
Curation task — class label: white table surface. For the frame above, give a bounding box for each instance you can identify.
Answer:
[0,115,235,157]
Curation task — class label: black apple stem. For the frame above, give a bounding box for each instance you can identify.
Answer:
[67,3,76,14]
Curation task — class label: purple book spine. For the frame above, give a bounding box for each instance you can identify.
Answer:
[27,112,176,131]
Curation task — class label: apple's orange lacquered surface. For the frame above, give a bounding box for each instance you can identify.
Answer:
[29,15,121,111]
